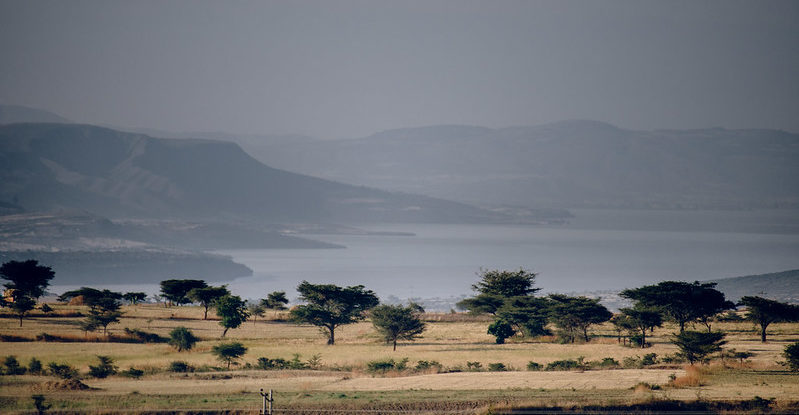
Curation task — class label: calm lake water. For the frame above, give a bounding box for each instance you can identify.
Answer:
[219,209,799,301]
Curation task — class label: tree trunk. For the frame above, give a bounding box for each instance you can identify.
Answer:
[222,327,229,337]
[583,327,589,342]
[18,314,23,327]
[203,306,208,320]
[640,329,646,348]
[393,339,397,351]
[679,321,685,333]
[327,327,335,345]
[760,323,768,343]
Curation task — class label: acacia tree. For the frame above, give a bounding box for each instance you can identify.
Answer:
[262,291,289,310]
[123,292,148,305]
[621,281,731,333]
[290,281,379,345]
[188,286,230,320]
[739,296,799,342]
[671,330,727,365]
[159,279,207,306]
[548,294,612,343]
[211,342,247,369]
[168,326,198,352]
[60,288,124,336]
[620,306,663,348]
[0,260,56,327]
[457,268,548,343]
[215,294,249,337]
[371,303,426,351]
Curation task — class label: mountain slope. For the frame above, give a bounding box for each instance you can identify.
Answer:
[0,123,504,224]
[0,104,70,124]
[709,269,799,303]
[234,121,799,209]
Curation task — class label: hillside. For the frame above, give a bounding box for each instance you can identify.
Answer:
[0,123,510,224]
[232,121,799,210]
[708,269,799,303]
[0,104,70,124]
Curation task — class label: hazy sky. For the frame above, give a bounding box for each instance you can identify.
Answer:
[1,0,797,138]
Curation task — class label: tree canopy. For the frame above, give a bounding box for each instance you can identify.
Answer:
[211,342,247,369]
[168,326,198,352]
[262,291,289,310]
[548,294,612,343]
[620,306,663,348]
[739,296,799,342]
[290,281,379,345]
[215,294,249,337]
[457,268,539,315]
[188,285,230,320]
[621,281,732,333]
[371,303,426,350]
[159,279,207,306]
[671,330,727,365]
[123,292,148,305]
[59,288,124,336]
[0,260,56,327]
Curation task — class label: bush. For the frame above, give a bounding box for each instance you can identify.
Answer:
[47,362,78,379]
[168,361,194,373]
[168,327,198,352]
[661,353,687,364]
[641,353,658,366]
[306,354,322,370]
[288,353,308,370]
[366,358,408,373]
[593,357,620,369]
[487,319,515,344]
[28,357,43,375]
[526,361,542,371]
[121,367,144,379]
[88,355,117,378]
[257,357,289,370]
[2,356,26,375]
[211,342,248,369]
[414,360,442,372]
[545,359,581,371]
[784,342,799,371]
[487,362,508,372]
[466,361,482,371]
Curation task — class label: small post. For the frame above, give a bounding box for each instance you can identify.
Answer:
[259,389,273,415]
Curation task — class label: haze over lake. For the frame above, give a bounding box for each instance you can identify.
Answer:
[51,209,798,304]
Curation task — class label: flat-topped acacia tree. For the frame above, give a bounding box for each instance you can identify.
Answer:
[290,281,379,345]
[0,260,55,327]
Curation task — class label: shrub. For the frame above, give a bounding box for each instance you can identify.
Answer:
[28,357,43,375]
[641,353,658,366]
[168,327,198,352]
[661,354,687,364]
[88,355,117,378]
[414,360,442,372]
[487,362,508,372]
[2,356,26,375]
[121,367,144,379]
[784,342,799,371]
[366,358,408,373]
[545,359,581,371]
[526,361,542,371]
[487,319,515,344]
[257,357,289,370]
[288,353,308,370]
[168,361,194,373]
[306,354,322,370]
[47,362,78,379]
[593,357,620,369]
[466,361,482,371]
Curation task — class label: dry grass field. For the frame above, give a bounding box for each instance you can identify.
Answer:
[1,303,798,414]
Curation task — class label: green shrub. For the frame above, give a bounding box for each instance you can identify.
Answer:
[120,367,144,379]
[366,358,408,373]
[288,353,308,370]
[641,353,658,366]
[623,356,642,368]
[306,354,323,370]
[88,355,117,378]
[257,357,289,370]
[47,362,78,379]
[526,361,542,371]
[211,342,248,369]
[28,357,43,375]
[415,360,442,372]
[168,327,198,352]
[784,342,799,371]
[545,359,581,371]
[593,357,620,369]
[487,319,515,344]
[168,361,193,373]
[661,354,687,364]
[487,362,508,372]
[2,356,26,375]
[466,361,482,371]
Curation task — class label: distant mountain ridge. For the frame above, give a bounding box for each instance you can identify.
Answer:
[229,120,799,210]
[708,269,799,303]
[0,104,70,124]
[0,123,510,224]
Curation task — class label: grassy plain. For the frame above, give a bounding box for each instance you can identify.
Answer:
[1,304,798,414]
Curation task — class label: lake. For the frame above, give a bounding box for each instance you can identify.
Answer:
[219,209,799,302]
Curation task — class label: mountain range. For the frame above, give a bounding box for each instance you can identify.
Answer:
[222,121,799,210]
[0,122,514,224]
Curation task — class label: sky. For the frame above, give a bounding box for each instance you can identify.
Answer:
[1,0,798,138]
